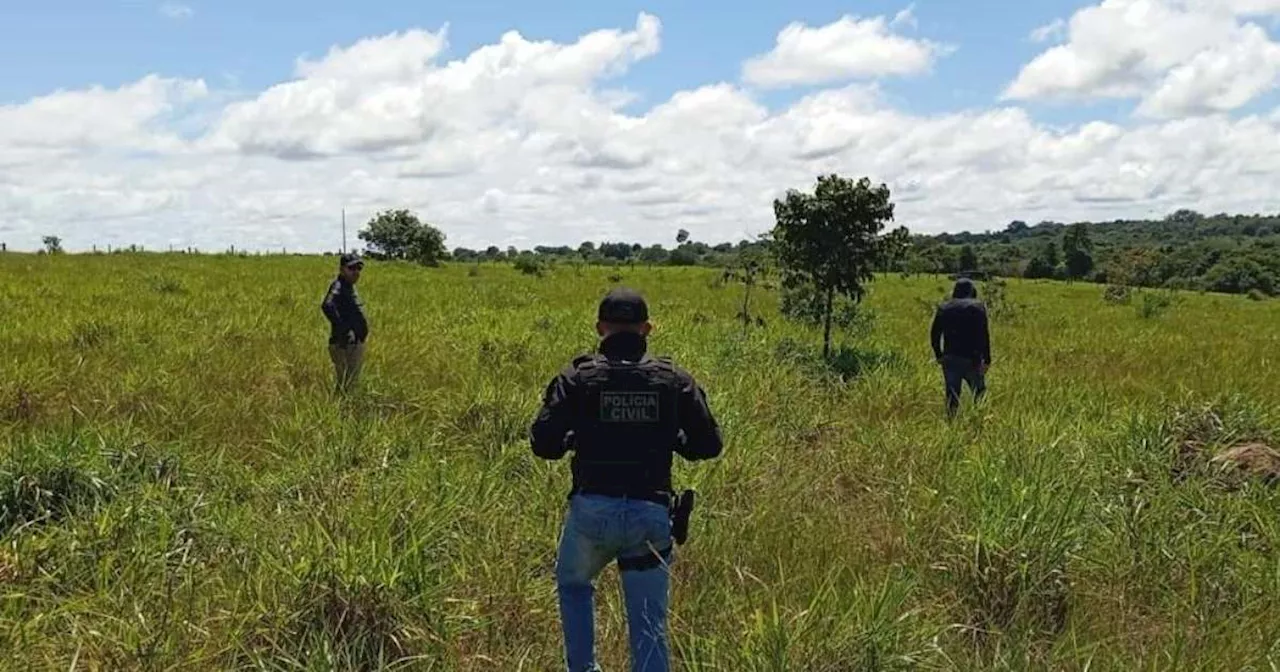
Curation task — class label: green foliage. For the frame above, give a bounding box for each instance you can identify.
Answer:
[779,283,876,338]
[980,277,1022,321]
[769,174,901,357]
[1062,223,1095,280]
[1137,290,1178,318]
[512,253,547,277]
[357,209,447,266]
[722,245,771,331]
[1203,256,1275,296]
[42,235,63,254]
[1023,252,1057,280]
[1042,240,1060,269]
[1105,247,1162,287]
[146,274,186,294]
[1102,284,1132,305]
[958,245,979,272]
[930,211,1279,297]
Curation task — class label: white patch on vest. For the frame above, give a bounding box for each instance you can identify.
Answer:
[599,391,660,422]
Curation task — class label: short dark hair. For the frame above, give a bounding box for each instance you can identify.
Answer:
[597,287,648,324]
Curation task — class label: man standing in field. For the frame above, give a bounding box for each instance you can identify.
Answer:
[931,278,991,418]
[321,253,368,394]
[530,287,723,672]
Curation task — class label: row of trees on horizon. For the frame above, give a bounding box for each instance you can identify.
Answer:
[361,204,1279,300]
[18,186,1280,301]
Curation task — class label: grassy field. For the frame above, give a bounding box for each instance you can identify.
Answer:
[2,252,1280,670]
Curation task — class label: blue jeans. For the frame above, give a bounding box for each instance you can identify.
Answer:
[555,493,674,672]
[942,354,986,417]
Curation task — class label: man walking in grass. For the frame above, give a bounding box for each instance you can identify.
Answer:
[321,252,368,394]
[530,287,723,672]
[931,277,991,418]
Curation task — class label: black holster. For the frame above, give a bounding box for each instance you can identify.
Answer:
[669,489,695,545]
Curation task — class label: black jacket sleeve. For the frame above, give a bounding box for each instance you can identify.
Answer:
[530,368,577,460]
[674,374,723,461]
[321,280,346,331]
[930,308,944,360]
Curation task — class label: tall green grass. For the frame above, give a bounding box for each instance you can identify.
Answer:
[1,253,1279,669]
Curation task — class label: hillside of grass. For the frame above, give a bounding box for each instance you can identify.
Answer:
[2,253,1279,670]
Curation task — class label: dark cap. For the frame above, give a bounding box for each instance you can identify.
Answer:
[598,287,648,324]
[340,252,363,268]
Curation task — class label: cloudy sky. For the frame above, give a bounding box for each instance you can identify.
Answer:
[4,0,1280,253]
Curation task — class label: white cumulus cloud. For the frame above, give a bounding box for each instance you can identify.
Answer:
[742,12,950,89]
[1006,0,1280,118]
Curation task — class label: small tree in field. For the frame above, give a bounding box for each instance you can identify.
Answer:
[42,236,63,254]
[722,241,770,334]
[768,174,900,358]
[358,209,447,266]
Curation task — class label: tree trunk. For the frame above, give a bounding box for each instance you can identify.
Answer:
[741,282,752,335]
[822,287,834,359]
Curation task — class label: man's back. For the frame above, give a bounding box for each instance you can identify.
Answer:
[931,280,991,364]
[530,331,722,496]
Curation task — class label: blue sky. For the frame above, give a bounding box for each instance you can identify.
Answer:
[4,0,1280,252]
[3,1,1084,117]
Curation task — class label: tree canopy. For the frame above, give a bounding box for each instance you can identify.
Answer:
[767,174,905,357]
[357,209,447,266]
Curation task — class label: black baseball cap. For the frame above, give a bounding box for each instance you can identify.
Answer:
[340,252,363,268]
[598,287,648,324]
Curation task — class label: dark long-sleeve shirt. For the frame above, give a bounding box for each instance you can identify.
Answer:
[530,332,722,495]
[930,297,991,364]
[321,277,368,345]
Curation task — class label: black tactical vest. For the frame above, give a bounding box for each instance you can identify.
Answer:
[567,353,682,496]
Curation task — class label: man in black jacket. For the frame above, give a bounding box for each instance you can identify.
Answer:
[321,253,368,394]
[930,278,991,418]
[530,287,722,672]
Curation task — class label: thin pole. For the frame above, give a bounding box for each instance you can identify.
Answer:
[342,209,347,253]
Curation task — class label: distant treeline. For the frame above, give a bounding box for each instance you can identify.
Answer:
[449,209,1280,298]
[14,209,1278,298]
[449,240,769,269]
[915,209,1280,298]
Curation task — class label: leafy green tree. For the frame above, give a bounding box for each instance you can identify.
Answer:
[1062,223,1095,280]
[1104,248,1163,287]
[1203,257,1275,295]
[597,242,633,260]
[1023,241,1060,279]
[668,247,698,266]
[768,174,899,358]
[958,245,979,272]
[638,245,669,265]
[722,242,770,333]
[1166,209,1204,224]
[42,236,63,254]
[1043,240,1060,269]
[357,209,447,266]
[1024,256,1054,280]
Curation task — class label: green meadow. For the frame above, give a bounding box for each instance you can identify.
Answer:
[2,252,1279,670]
